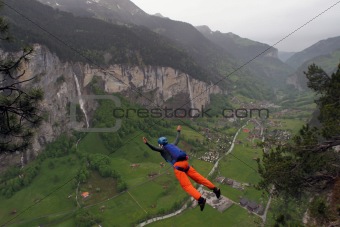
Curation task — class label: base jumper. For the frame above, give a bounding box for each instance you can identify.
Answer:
[143,125,221,211]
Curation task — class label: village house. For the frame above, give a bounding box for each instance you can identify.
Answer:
[225,178,234,185]
[247,201,259,212]
[215,176,226,184]
[240,198,248,206]
[81,192,89,198]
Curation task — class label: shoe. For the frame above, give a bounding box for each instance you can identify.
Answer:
[198,197,206,211]
[213,187,221,199]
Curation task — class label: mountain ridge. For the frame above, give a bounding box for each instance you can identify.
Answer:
[3,0,225,85]
[36,0,289,94]
[196,25,294,89]
[287,49,340,90]
[286,36,340,69]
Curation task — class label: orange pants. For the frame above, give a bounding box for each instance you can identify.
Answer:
[173,160,215,200]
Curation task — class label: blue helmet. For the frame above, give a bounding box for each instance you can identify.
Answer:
[158,137,168,145]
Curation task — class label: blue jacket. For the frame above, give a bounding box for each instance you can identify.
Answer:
[145,130,181,164]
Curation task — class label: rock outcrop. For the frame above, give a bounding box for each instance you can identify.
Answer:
[1,44,224,168]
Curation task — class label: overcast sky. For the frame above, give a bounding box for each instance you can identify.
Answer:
[130,0,340,52]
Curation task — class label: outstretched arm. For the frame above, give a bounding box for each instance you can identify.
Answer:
[173,125,181,145]
[143,137,163,152]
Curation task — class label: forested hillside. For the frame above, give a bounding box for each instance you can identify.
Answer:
[1,0,218,84]
[286,36,340,69]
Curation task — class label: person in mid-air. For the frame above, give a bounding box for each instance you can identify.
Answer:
[142,125,221,211]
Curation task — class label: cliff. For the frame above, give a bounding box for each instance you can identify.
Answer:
[83,64,222,109]
[0,44,223,169]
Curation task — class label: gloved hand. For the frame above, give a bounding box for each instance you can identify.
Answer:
[142,137,148,144]
[177,125,182,132]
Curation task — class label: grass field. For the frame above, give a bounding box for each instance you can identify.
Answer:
[0,123,217,226]
[148,200,262,227]
[0,155,80,226]
[278,119,307,134]
[0,112,309,227]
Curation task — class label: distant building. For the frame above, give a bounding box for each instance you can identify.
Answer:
[225,179,234,185]
[216,200,233,213]
[205,192,213,199]
[232,182,241,189]
[247,201,259,211]
[240,198,248,206]
[81,192,89,198]
[212,199,220,205]
[243,128,250,133]
[201,190,233,213]
[215,177,225,184]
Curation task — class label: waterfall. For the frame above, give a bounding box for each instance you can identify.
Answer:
[20,154,24,169]
[73,74,89,128]
[186,74,195,110]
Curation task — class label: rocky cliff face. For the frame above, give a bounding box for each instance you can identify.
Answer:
[1,44,223,168]
[83,64,222,109]
[286,72,305,91]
